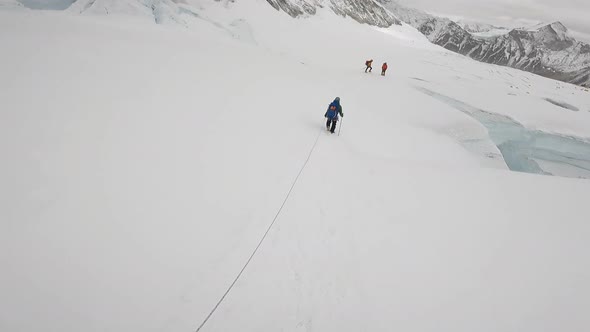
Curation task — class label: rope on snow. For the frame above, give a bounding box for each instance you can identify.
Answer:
[195,128,323,332]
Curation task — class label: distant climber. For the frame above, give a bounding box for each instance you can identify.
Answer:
[381,62,388,76]
[365,59,373,73]
[325,97,344,134]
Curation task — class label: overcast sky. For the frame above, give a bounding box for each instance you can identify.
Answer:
[397,0,590,42]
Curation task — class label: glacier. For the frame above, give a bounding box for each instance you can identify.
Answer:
[1,1,590,332]
[417,87,590,178]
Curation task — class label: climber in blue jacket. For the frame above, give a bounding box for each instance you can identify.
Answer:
[324,97,344,134]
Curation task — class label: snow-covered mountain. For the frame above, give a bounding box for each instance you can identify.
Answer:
[265,0,401,27]
[0,0,24,9]
[378,0,590,87]
[456,20,510,38]
[66,0,401,27]
[456,20,504,34]
[69,0,197,24]
[20,0,590,89]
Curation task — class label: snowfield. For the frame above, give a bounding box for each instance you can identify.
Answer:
[1,1,590,331]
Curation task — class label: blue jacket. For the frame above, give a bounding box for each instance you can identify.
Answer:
[325,99,343,120]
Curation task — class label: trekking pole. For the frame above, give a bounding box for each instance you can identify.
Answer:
[338,117,343,136]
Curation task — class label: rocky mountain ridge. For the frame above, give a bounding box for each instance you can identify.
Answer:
[264,0,400,27]
[378,0,590,87]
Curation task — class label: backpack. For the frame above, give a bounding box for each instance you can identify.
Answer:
[365,60,370,66]
[326,103,338,119]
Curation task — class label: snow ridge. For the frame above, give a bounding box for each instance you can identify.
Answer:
[457,20,504,34]
[66,0,402,28]
[8,0,589,86]
[69,0,196,24]
[266,0,401,27]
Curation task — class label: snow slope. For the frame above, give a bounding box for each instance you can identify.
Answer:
[1,1,590,331]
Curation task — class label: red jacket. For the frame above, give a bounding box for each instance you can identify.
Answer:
[382,63,388,70]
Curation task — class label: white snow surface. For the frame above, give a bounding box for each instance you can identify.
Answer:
[470,27,512,39]
[456,19,503,34]
[1,1,590,331]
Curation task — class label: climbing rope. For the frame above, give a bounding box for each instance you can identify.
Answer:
[195,128,323,332]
